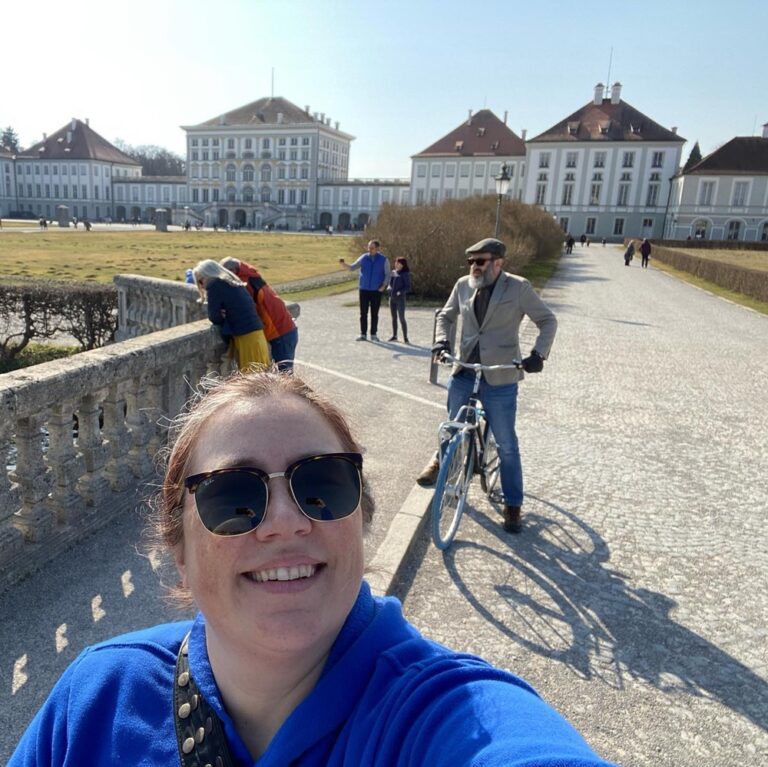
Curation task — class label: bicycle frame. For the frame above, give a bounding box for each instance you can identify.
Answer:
[430,353,522,548]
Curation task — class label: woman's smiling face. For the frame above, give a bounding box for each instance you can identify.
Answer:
[175,394,365,658]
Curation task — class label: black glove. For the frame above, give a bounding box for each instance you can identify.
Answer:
[431,340,451,360]
[522,349,544,373]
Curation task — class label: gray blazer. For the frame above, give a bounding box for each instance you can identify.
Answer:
[435,272,557,386]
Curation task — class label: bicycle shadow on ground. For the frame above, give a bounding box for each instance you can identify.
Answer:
[441,496,768,732]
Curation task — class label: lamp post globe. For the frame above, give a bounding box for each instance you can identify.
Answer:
[494,162,510,238]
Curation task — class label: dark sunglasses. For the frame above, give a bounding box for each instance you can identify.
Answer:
[466,256,492,266]
[184,453,363,536]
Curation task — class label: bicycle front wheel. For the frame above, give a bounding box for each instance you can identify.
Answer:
[431,431,475,550]
[480,420,501,499]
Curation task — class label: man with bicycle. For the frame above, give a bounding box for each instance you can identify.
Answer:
[417,237,557,534]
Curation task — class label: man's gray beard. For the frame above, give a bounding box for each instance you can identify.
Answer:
[468,269,496,290]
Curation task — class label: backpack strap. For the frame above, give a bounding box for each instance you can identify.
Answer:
[174,632,236,767]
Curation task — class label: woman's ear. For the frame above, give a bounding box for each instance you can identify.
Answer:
[173,541,188,586]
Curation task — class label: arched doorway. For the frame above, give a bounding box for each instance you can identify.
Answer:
[130,206,141,222]
[116,205,126,222]
[319,212,332,228]
[218,209,228,227]
[761,222,768,241]
[693,219,709,240]
[356,213,370,229]
[726,220,742,240]
[234,209,246,228]
[338,213,351,231]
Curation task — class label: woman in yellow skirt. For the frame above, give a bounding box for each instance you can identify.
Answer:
[192,260,271,371]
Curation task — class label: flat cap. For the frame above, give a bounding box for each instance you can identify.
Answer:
[465,237,506,257]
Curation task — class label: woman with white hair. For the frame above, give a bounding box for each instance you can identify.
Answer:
[192,259,271,371]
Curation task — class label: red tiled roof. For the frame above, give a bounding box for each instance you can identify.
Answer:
[191,97,319,128]
[529,99,684,144]
[684,137,768,174]
[413,110,525,157]
[20,120,140,164]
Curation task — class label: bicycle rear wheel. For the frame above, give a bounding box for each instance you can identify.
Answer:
[479,420,501,499]
[431,430,475,550]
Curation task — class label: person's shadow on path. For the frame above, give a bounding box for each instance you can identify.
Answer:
[442,497,768,732]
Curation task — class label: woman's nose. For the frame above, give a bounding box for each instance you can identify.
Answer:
[255,477,312,539]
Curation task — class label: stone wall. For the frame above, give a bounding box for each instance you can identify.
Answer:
[0,320,230,591]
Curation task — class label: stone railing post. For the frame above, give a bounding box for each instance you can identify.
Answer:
[75,393,111,508]
[0,416,24,566]
[12,415,53,543]
[102,384,132,493]
[125,375,154,480]
[47,401,85,524]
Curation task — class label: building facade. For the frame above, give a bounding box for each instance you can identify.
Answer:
[2,92,767,241]
[524,83,685,241]
[665,128,768,241]
[409,109,526,206]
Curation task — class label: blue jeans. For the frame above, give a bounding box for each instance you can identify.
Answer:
[447,370,523,506]
[270,327,299,373]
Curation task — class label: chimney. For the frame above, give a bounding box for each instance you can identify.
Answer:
[66,131,72,144]
[335,121,339,130]
[594,82,605,105]
[326,117,331,125]
[218,115,226,125]
[762,122,768,138]
[71,118,77,131]
[277,112,284,124]
[671,126,678,134]
[43,133,47,140]
[320,113,325,123]
[467,109,473,126]
[305,105,310,114]
[313,112,319,121]
[610,82,622,104]
[503,110,508,125]
[85,118,89,126]
[521,129,527,141]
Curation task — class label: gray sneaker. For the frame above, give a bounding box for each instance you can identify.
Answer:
[370,334,380,342]
[356,334,367,341]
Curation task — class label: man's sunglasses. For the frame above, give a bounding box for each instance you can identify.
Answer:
[466,256,493,266]
[184,453,363,536]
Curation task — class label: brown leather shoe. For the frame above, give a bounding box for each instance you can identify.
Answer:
[416,456,440,487]
[502,505,522,534]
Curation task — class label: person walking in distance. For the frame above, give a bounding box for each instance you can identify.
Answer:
[387,257,412,343]
[416,238,557,534]
[623,240,635,266]
[640,238,652,268]
[220,257,299,373]
[340,240,390,341]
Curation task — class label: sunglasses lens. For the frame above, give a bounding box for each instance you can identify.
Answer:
[194,471,267,535]
[467,257,487,266]
[291,456,362,521]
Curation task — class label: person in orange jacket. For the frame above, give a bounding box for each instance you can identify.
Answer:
[220,257,299,372]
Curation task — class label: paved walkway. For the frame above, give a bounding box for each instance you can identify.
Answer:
[2,247,767,765]
[398,246,768,766]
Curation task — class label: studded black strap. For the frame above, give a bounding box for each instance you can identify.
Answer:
[174,632,236,767]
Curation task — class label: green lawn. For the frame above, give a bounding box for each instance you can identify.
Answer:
[0,230,359,285]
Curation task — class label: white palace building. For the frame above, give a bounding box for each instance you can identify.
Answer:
[2,85,767,242]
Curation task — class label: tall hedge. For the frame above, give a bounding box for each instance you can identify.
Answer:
[0,280,117,365]
[355,197,563,299]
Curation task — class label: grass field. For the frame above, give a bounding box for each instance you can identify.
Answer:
[0,230,360,285]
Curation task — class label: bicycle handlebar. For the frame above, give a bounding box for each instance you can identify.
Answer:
[438,352,522,370]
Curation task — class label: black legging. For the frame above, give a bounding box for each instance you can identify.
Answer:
[390,295,407,339]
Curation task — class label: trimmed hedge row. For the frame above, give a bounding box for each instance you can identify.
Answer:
[0,280,117,365]
[651,246,768,302]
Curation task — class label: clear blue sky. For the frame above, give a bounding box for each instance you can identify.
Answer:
[5,0,766,178]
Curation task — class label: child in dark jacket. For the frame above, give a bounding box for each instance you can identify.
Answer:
[387,257,412,343]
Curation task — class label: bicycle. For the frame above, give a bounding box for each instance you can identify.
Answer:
[431,354,522,550]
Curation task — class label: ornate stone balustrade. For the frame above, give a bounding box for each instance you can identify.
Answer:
[115,275,206,341]
[0,321,230,591]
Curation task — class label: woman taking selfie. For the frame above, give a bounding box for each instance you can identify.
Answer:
[10,371,614,767]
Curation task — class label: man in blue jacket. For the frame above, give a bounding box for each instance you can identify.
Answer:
[340,239,390,341]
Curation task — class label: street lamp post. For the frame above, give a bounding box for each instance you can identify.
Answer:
[494,163,510,238]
